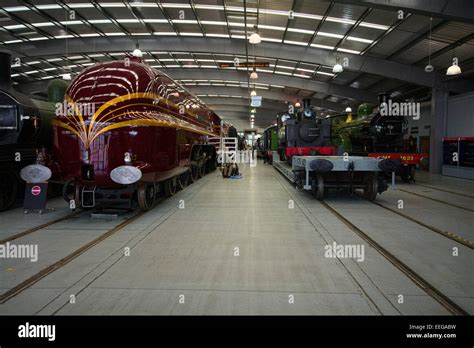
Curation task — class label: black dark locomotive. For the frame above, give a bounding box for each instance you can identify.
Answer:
[277,98,335,164]
[0,52,67,211]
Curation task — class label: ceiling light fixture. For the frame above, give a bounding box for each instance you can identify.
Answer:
[425,17,434,73]
[250,90,257,96]
[249,32,261,44]
[132,42,143,58]
[446,47,461,76]
[250,70,258,79]
[446,62,461,75]
[345,106,352,112]
[295,100,301,108]
[332,62,343,73]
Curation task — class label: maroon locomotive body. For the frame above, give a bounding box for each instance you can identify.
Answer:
[49,57,222,210]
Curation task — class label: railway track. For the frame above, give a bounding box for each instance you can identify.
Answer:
[320,200,469,316]
[358,193,474,249]
[273,170,469,315]
[413,183,474,199]
[0,211,81,245]
[0,210,145,304]
[398,188,474,213]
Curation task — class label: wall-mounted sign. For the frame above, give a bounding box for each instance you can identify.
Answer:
[251,96,262,107]
[219,62,269,68]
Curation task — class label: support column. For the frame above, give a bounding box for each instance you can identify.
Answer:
[429,84,449,174]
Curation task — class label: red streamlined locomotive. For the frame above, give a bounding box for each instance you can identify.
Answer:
[48,56,222,210]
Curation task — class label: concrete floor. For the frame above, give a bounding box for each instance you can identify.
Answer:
[0,163,472,315]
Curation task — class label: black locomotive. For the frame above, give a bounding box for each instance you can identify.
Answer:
[0,52,67,211]
[277,98,335,164]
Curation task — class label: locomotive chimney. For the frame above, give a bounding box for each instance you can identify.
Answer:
[0,52,12,90]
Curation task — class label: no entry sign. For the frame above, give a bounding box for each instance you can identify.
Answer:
[31,185,41,196]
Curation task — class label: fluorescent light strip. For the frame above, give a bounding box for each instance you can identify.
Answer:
[311,43,335,50]
[161,3,191,8]
[3,6,29,12]
[179,32,203,37]
[337,48,361,54]
[68,3,95,9]
[4,24,26,30]
[172,20,198,24]
[194,4,224,10]
[293,74,310,78]
[206,33,230,38]
[154,32,177,36]
[100,3,125,8]
[143,19,168,24]
[130,3,158,7]
[316,71,335,76]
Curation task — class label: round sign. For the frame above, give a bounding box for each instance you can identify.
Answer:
[20,164,52,183]
[31,185,41,196]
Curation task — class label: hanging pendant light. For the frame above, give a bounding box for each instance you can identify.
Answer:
[250,90,257,96]
[249,32,261,44]
[132,42,143,58]
[425,17,434,72]
[446,52,461,76]
[333,63,343,73]
[250,70,258,79]
[446,62,461,75]
[345,106,352,113]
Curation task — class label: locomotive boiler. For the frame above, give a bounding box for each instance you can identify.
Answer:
[48,55,220,211]
[0,52,67,211]
[277,98,335,164]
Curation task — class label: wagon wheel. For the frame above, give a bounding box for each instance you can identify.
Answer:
[0,170,18,212]
[311,173,324,200]
[177,171,189,190]
[164,177,177,197]
[190,165,199,183]
[138,183,156,211]
[62,180,81,209]
[363,174,379,201]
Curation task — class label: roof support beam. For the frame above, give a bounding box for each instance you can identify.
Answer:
[163,68,377,103]
[331,0,474,23]
[4,36,439,89]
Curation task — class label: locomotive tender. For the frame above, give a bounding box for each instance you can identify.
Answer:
[48,55,221,211]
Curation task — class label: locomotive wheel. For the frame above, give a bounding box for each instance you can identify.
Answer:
[0,170,18,212]
[164,177,177,197]
[62,180,81,209]
[198,162,206,178]
[177,171,189,190]
[137,183,156,211]
[363,174,379,201]
[190,165,199,183]
[311,174,324,200]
